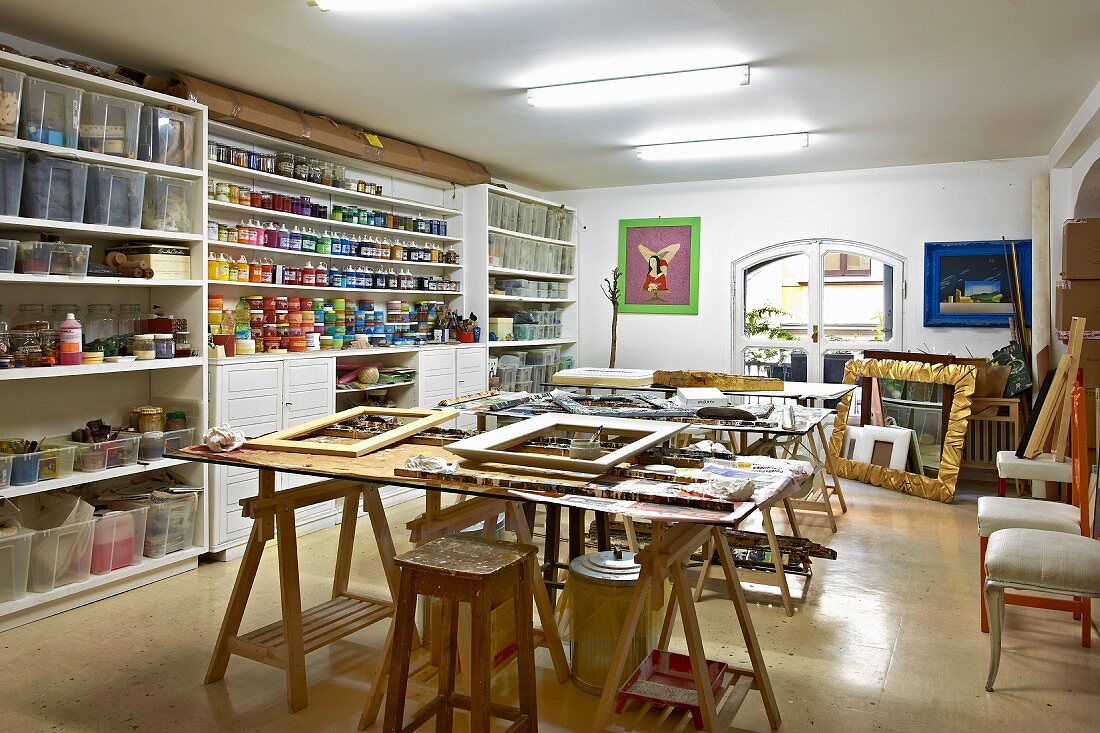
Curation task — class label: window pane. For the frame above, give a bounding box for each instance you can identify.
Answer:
[822,250,893,342]
[742,347,807,383]
[743,254,809,340]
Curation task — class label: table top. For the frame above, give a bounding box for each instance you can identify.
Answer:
[725,382,857,401]
[174,441,803,528]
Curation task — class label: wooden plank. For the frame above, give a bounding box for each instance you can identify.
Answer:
[1054,316,1086,461]
[1024,353,1073,457]
[245,406,459,457]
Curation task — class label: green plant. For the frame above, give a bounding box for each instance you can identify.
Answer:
[744,304,795,364]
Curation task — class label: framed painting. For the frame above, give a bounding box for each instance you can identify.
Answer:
[618,217,701,314]
[923,240,1032,327]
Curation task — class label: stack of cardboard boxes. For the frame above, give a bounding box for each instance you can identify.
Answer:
[1058,219,1100,386]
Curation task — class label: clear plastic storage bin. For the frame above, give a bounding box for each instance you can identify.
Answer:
[0,238,16,273]
[138,107,194,167]
[0,528,33,602]
[21,155,88,221]
[0,453,12,488]
[36,445,76,481]
[91,507,148,575]
[84,164,145,228]
[19,76,82,148]
[142,492,197,558]
[27,519,94,592]
[0,148,24,216]
[141,174,192,232]
[16,241,92,278]
[0,67,26,137]
[79,93,141,158]
[8,453,40,485]
[58,434,142,472]
[161,427,195,452]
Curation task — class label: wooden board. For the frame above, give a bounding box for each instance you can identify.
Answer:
[652,370,783,392]
[551,368,655,387]
[245,406,459,457]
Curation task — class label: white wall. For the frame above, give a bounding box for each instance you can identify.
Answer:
[548,157,1047,372]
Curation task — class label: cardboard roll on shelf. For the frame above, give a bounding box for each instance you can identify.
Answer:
[165,74,490,186]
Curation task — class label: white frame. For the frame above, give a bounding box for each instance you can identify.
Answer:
[851,425,912,471]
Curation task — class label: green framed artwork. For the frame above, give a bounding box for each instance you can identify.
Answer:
[617,217,701,314]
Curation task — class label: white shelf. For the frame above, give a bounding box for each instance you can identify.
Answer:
[0,135,204,179]
[337,380,417,393]
[206,280,461,297]
[488,294,575,304]
[0,547,203,632]
[208,240,462,270]
[487,186,576,211]
[488,266,575,282]
[0,215,203,243]
[488,338,577,349]
[208,161,462,217]
[0,273,202,287]
[207,200,462,244]
[487,226,575,248]
[209,347,423,365]
[0,356,204,381]
[0,457,191,500]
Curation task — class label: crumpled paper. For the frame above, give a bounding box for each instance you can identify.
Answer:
[695,476,755,501]
[688,439,732,455]
[202,425,245,452]
[404,454,458,474]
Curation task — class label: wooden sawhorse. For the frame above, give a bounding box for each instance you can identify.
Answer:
[204,474,399,713]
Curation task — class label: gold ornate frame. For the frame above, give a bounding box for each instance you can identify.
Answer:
[828,359,976,503]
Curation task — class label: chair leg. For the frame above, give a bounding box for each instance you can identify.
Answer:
[997,477,1006,497]
[985,582,1005,692]
[1083,596,1092,649]
[979,536,989,633]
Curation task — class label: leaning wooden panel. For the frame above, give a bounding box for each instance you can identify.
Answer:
[245,406,459,457]
[445,413,685,474]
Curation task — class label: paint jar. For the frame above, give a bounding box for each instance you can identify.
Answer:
[173,331,191,358]
[154,334,174,359]
[569,439,602,461]
[133,334,155,360]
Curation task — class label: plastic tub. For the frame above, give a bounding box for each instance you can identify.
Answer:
[142,492,198,558]
[0,67,26,137]
[514,380,534,393]
[91,507,148,575]
[8,453,40,485]
[79,93,141,158]
[58,434,142,472]
[138,107,194,167]
[139,431,165,461]
[142,174,192,232]
[19,76,82,148]
[160,427,195,452]
[36,445,75,481]
[27,519,94,592]
[0,148,24,216]
[16,241,92,278]
[0,453,11,488]
[0,238,16,273]
[21,155,88,221]
[0,528,33,602]
[84,164,146,228]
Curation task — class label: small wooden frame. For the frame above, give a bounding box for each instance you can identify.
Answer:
[245,406,458,457]
[445,413,685,474]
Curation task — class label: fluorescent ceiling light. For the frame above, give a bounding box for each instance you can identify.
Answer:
[527,64,750,108]
[636,133,810,161]
[308,0,439,10]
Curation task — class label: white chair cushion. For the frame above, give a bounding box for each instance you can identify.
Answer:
[977,496,1079,537]
[985,528,1100,596]
[995,451,1072,483]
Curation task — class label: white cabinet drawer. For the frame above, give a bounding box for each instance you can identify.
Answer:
[226,508,253,536]
[421,372,454,395]
[420,350,455,375]
[225,365,281,394]
[456,347,485,374]
[285,388,332,419]
[225,393,281,423]
[285,360,331,388]
[226,474,260,508]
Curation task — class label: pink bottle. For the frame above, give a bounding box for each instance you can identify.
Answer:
[58,313,83,366]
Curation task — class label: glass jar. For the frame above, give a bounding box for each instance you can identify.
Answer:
[133,334,156,360]
[11,330,43,368]
[165,410,188,431]
[0,304,9,359]
[117,304,142,356]
[154,334,174,359]
[321,161,335,186]
[84,304,117,355]
[14,303,48,331]
[275,151,295,178]
[174,330,191,358]
[294,155,309,180]
[308,159,323,184]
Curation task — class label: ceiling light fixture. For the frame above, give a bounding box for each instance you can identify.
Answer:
[526,64,750,108]
[636,132,810,161]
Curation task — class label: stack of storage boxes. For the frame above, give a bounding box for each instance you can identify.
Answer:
[1058,219,1100,386]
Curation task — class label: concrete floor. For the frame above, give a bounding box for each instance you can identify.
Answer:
[1,480,1098,732]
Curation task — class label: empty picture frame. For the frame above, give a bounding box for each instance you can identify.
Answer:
[851,425,913,471]
[244,406,459,457]
[445,413,686,474]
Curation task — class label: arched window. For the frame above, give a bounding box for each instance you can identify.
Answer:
[731,240,905,383]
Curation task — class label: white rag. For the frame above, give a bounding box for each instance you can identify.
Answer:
[202,425,246,452]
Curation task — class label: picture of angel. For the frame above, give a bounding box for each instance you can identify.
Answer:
[618,217,701,314]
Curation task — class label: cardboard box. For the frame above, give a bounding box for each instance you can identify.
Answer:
[675,387,729,409]
[105,243,191,280]
[1078,339,1100,389]
[1062,219,1100,280]
[1054,279,1100,333]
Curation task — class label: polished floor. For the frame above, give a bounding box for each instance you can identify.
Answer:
[2,481,1098,732]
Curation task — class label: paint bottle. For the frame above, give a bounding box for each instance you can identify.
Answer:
[315,262,328,287]
[290,226,303,252]
[302,262,316,287]
[249,258,263,283]
[236,255,250,282]
[58,313,83,366]
[207,252,218,280]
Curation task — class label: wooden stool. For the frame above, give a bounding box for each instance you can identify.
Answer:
[383,535,539,733]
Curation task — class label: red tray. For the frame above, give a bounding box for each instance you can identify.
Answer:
[615,649,728,731]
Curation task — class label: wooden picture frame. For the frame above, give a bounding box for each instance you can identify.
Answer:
[245,406,459,457]
[445,413,686,474]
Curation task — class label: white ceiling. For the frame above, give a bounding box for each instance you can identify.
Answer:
[1,0,1098,191]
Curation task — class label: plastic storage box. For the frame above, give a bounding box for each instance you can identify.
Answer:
[36,445,76,481]
[91,506,148,575]
[16,241,92,278]
[0,453,11,488]
[141,174,192,232]
[79,93,141,158]
[59,434,142,472]
[20,76,82,148]
[138,107,194,167]
[142,492,197,558]
[84,164,145,228]
[0,67,26,137]
[22,155,88,221]
[8,453,40,485]
[27,519,94,592]
[161,427,195,452]
[0,528,33,602]
[0,238,16,273]
[0,148,24,216]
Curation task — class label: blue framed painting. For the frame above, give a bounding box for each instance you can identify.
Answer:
[923,240,1032,327]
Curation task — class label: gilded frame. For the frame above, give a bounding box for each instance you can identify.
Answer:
[828,359,976,503]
